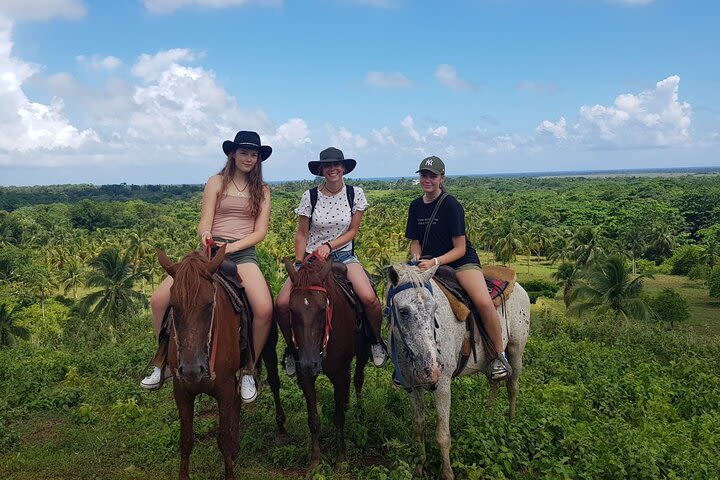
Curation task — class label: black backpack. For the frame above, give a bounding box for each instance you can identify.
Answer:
[309,185,356,254]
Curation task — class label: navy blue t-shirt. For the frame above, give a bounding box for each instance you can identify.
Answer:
[405,194,480,269]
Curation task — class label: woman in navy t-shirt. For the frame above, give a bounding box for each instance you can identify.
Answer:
[405,155,512,380]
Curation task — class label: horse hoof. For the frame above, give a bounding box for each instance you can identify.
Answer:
[274,432,290,446]
[309,459,320,469]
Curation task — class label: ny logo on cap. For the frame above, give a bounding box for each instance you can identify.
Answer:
[425,159,433,166]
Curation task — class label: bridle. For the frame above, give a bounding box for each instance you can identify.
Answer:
[385,280,439,390]
[289,256,334,361]
[171,248,220,382]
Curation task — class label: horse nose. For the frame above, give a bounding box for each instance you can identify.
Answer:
[425,366,441,384]
[299,360,322,377]
[178,363,207,384]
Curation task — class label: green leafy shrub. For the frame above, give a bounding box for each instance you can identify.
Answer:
[523,279,560,304]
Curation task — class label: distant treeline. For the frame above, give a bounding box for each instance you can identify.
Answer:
[0,184,205,211]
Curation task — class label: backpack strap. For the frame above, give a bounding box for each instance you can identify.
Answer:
[308,187,319,228]
[346,186,355,255]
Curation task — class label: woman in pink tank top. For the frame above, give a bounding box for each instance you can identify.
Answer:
[141,131,273,404]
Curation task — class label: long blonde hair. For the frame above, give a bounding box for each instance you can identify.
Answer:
[217,151,266,218]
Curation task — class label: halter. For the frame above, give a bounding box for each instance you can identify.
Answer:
[289,285,333,359]
[171,272,220,381]
[385,280,439,390]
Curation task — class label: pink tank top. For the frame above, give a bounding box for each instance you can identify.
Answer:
[212,194,255,240]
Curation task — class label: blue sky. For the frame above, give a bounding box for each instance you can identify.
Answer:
[0,0,718,186]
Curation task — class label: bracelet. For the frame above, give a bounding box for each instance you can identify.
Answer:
[324,242,332,251]
[434,257,439,266]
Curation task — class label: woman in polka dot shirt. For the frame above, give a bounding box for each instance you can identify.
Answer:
[275,147,387,373]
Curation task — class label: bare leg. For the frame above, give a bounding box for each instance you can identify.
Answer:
[150,276,173,339]
[456,269,504,353]
[236,263,273,371]
[274,278,294,354]
[346,263,383,343]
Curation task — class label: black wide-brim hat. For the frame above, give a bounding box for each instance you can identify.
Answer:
[222,130,272,161]
[308,147,356,176]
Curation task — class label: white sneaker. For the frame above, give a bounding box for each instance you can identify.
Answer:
[240,374,257,403]
[371,343,387,367]
[140,366,172,390]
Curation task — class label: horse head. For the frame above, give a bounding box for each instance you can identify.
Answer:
[284,256,334,378]
[387,263,444,388]
[157,245,226,384]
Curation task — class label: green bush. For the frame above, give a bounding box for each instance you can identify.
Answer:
[666,244,703,275]
[523,279,560,304]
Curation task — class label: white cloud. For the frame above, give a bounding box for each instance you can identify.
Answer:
[266,118,311,149]
[326,125,368,150]
[143,0,281,14]
[427,126,448,138]
[76,55,122,70]
[0,20,98,158]
[0,0,86,22]
[536,117,567,140]
[435,64,478,92]
[401,115,426,143]
[132,49,200,81]
[371,127,396,146]
[538,76,691,149]
[364,71,411,88]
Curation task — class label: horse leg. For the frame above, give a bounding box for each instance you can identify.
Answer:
[505,347,523,420]
[354,338,369,408]
[262,323,289,443]
[298,373,322,467]
[485,377,500,413]
[174,385,195,480]
[216,382,239,480]
[433,379,455,480]
[408,388,426,479]
[331,368,351,465]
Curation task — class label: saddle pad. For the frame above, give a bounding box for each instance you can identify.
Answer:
[436,283,471,322]
[482,265,516,307]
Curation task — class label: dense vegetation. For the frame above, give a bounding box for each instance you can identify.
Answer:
[1,173,719,479]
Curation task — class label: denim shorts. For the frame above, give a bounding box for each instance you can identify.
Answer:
[211,237,259,266]
[331,249,360,265]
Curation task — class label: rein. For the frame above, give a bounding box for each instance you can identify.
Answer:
[171,268,221,382]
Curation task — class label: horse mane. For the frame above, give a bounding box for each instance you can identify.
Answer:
[293,259,341,300]
[391,263,428,290]
[174,251,213,312]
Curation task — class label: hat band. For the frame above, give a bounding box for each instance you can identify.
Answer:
[236,142,261,148]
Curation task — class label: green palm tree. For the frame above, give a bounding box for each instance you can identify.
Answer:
[552,262,580,308]
[61,256,85,300]
[568,255,652,321]
[80,247,148,325]
[0,303,30,348]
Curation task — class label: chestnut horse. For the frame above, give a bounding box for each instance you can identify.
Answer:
[281,256,370,467]
[157,246,287,480]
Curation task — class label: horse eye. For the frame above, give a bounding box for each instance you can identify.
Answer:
[398,307,410,317]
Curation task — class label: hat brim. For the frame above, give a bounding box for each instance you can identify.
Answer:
[416,168,444,174]
[222,141,272,161]
[308,159,356,176]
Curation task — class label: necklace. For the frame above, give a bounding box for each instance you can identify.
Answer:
[231,178,248,196]
[323,182,344,195]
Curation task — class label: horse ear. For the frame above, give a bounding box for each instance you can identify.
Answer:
[157,249,176,277]
[420,264,439,284]
[283,257,298,284]
[318,257,333,279]
[207,244,226,275]
[388,265,399,287]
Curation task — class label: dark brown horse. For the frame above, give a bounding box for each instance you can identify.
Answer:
[157,246,287,480]
[281,256,370,467]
